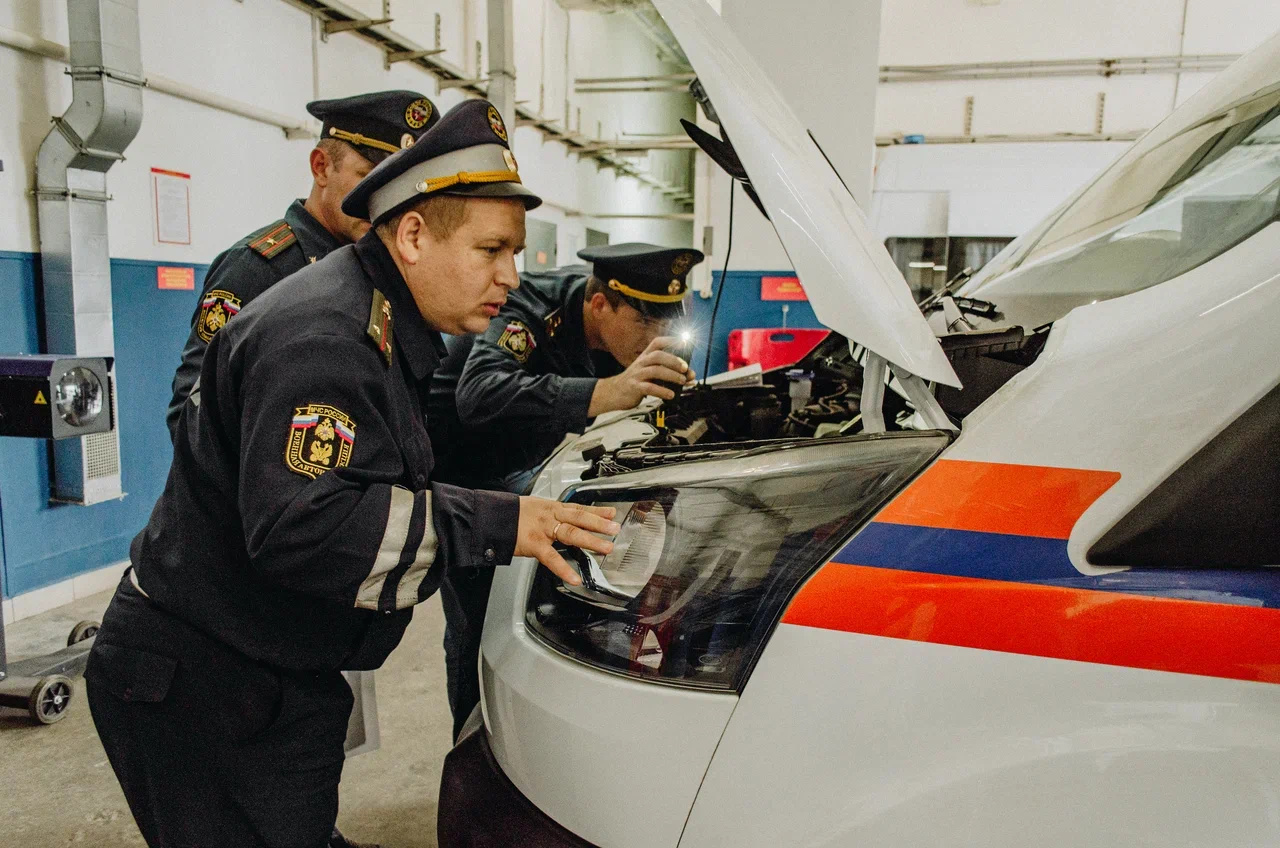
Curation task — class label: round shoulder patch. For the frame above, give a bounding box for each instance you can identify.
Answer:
[405,98,433,130]
[487,105,509,142]
[497,320,535,364]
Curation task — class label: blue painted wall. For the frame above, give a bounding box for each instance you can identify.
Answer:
[687,270,826,376]
[0,251,205,598]
[0,261,819,598]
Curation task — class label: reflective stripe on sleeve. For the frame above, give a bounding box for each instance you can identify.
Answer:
[355,485,414,610]
[355,485,440,612]
[395,498,439,610]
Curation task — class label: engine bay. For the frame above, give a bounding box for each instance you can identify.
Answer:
[581,322,1050,480]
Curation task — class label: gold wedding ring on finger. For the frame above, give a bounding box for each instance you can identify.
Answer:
[552,521,564,543]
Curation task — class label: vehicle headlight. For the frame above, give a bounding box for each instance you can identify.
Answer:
[527,432,949,690]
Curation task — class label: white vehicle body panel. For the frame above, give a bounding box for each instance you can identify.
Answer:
[648,0,959,388]
[681,627,1280,848]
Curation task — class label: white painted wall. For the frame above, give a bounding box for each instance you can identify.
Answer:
[876,0,1280,140]
[871,141,1130,239]
[0,0,692,262]
[870,0,1280,244]
[695,0,884,282]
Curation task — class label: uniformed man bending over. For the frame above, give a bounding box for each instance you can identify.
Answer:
[428,242,706,739]
[85,98,618,848]
[166,89,439,441]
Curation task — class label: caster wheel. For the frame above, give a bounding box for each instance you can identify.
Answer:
[67,620,100,646]
[30,675,74,725]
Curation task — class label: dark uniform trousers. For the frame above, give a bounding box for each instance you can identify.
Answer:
[89,233,519,846]
[87,577,351,848]
[429,271,620,740]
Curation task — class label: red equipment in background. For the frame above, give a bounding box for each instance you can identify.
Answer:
[727,328,831,372]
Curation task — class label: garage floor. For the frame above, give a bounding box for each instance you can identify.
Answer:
[2,588,455,847]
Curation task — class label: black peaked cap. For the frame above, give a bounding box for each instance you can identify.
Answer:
[342,99,541,226]
[307,90,439,165]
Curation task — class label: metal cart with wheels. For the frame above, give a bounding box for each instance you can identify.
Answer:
[0,605,99,725]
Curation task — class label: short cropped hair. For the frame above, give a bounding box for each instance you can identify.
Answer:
[375,194,472,242]
[585,275,625,310]
[315,138,350,168]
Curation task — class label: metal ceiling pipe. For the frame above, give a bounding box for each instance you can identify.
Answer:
[34,0,143,505]
[0,25,313,136]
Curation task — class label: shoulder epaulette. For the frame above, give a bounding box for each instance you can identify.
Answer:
[366,289,394,367]
[247,220,297,259]
[544,306,564,338]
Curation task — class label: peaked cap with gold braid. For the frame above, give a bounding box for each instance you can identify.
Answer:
[306,90,439,165]
[578,242,706,319]
[342,99,542,226]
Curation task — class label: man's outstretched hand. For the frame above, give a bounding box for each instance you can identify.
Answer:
[515,498,619,585]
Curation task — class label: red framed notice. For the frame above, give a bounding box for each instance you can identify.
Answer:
[152,167,192,245]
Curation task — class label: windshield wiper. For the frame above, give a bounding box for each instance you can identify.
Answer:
[918,267,974,312]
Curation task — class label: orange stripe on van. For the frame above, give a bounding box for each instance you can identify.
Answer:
[875,459,1121,539]
[782,562,1280,685]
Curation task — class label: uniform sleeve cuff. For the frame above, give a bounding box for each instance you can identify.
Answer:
[554,377,598,433]
[470,489,520,567]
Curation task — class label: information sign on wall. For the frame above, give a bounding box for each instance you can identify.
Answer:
[761,275,808,301]
[156,266,195,291]
[152,167,192,245]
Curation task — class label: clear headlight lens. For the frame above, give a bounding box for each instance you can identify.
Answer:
[527,432,948,690]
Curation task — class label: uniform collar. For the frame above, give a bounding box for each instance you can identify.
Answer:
[353,231,448,380]
[285,199,344,266]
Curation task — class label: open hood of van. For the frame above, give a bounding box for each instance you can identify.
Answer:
[652,0,960,388]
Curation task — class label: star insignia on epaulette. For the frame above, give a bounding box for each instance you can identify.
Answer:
[544,308,563,338]
[366,289,394,367]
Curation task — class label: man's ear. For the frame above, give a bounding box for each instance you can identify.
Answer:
[395,211,426,265]
[309,147,330,185]
[588,291,611,316]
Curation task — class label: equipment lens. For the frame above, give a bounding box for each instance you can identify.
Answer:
[55,367,104,427]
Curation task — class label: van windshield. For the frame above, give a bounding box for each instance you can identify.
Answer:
[962,91,1280,329]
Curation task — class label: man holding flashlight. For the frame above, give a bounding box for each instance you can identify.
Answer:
[428,242,705,739]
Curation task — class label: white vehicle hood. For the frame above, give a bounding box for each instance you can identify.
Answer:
[653,0,960,388]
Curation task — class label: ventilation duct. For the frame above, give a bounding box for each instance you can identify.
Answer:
[34,0,143,505]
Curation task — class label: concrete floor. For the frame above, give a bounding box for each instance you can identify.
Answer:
[1,588,456,847]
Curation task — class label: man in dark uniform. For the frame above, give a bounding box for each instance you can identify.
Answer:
[429,242,705,739]
[166,89,440,440]
[86,98,619,848]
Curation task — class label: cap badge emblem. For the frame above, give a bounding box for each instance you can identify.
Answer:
[502,149,519,173]
[401,132,415,149]
[669,280,682,295]
[405,98,433,130]
[487,105,509,142]
[671,253,695,276]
